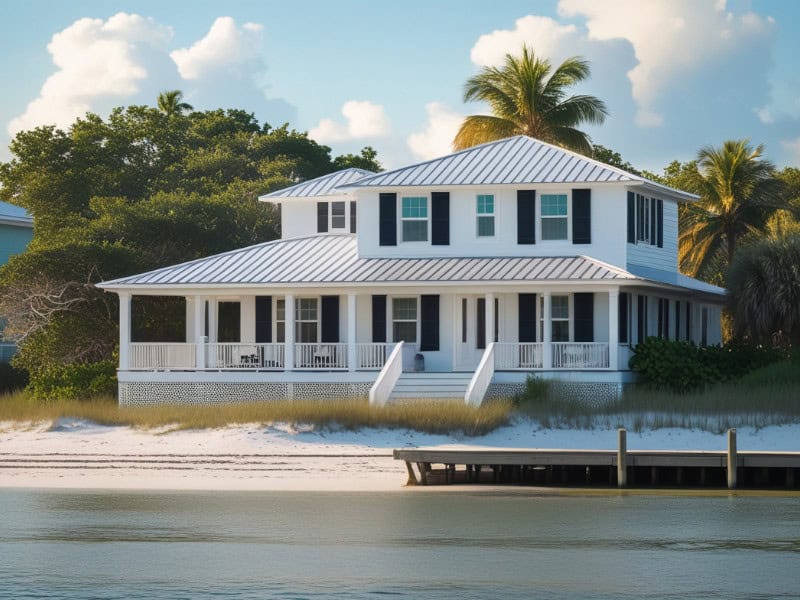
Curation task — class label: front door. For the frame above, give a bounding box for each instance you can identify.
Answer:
[454,296,485,371]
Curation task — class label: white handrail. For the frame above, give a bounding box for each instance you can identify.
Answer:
[552,342,609,369]
[465,342,495,407]
[356,343,388,370]
[369,342,404,406]
[494,342,543,370]
[294,343,348,369]
[206,343,284,369]
[129,343,195,369]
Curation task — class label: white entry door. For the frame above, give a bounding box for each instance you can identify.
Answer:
[454,296,485,371]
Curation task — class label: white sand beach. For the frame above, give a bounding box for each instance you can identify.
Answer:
[1,419,798,491]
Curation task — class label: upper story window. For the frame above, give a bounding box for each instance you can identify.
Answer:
[630,193,663,248]
[401,196,428,242]
[541,194,568,240]
[476,194,495,237]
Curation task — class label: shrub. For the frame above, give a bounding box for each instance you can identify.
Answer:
[28,361,117,401]
[629,337,787,392]
[0,362,29,393]
[514,375,550,406]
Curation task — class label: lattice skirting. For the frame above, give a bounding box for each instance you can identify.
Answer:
[119,381,372,406]
[485,382,625,408]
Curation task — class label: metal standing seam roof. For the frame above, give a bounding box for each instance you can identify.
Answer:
[0,200,33,226]
[343,135,697,201]
[98,234,639,288]
[260,168,375,199]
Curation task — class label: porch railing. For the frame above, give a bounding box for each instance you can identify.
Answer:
[294,342,348,369]
[356,343,389,370]
[552,342,609,369]
[206,343,284,369]
[494,343,543,370]
[130,343,195,370]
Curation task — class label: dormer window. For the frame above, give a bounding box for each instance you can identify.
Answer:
[401,196,428,242]
[316,201,349,233]
[331,202,346,229]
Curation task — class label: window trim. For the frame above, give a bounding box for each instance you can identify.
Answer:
[330,201,346,230]
[539,192,570,242]
[475,194,496,238]
[275,298,286,343]
[391,296,419,344]
[295,296,320,343]
[400,196,429,243]
[539,294,572,342]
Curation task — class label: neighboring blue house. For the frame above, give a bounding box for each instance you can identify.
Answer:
[0,200,33,362]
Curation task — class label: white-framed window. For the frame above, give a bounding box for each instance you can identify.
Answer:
[541,193,568,240]
[295,298,319,343]
[401,196,428,242]
[539,295,570,342]
[392,297,418,343]
[275,299,285,343]
[476,194,495,237]
[331,201,346,229]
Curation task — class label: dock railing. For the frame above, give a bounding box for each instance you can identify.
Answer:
[369,342,404,406]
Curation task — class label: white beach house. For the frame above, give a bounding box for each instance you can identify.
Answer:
[98,136,724,406]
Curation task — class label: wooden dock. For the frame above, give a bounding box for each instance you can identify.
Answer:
[394,429,800,489]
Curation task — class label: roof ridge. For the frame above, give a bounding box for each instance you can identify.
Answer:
[261,167,375,199]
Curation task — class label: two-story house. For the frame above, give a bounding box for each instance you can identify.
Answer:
[98,136,724,406]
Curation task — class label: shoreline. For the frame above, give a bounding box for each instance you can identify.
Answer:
[2,419,799,492]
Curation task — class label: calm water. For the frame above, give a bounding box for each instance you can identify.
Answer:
[0,489,799,599]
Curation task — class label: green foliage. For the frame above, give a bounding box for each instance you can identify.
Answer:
[28,361,117,401]
[727,233,800,345]
[0,363,29,393]
[592,145,640,175]
[629,337,786,392]
[513,375,550,406]
[332,146,382,172]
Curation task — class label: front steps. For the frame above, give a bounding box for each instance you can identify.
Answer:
[389,372,473,402]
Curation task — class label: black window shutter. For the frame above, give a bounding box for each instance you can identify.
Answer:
[627,192,635,243]
[573,293,594,342]
[431,191,450,245]
[657,199,664,248]
[637,194,645,241]
[420,295,440,351]
[657,298,664,337]
[317,202,329,233]
[350,201,357,234]
[650,197,657,246]
[321,296,339,343]
[675,300,681,340]
[618,293,628,344]
[686,302,692,341]
[517,190,536,244]
[637,295,647,342]
[476,298,486,349]
[255,296,272,343]
[572,188,591,244]
[664,299,670,339]
[379,193,397,246]
[371,295,386,343]
[518,294,537,342]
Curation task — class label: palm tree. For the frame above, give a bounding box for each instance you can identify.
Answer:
[157,90,193,117]
[727,234,800,345]
[679,140,784,281]
[453,46,608,154]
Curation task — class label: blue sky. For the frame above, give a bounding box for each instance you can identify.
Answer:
[2,0,800,172]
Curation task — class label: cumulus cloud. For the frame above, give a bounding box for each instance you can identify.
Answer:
[170,17,263,80]
[407,102,465,160]
[471,15,577,68]
[558,0,776,127]
[309,100,391,143]
[8,13,173,135]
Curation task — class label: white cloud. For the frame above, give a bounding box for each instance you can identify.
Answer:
[407,102,465,160]
[557,0,775,127]
[309,100,390,143]
[170,17,263,80]
[8,13,173,136]
[470,15,577,67]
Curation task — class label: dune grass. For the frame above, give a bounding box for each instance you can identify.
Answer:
[0,391,512,436]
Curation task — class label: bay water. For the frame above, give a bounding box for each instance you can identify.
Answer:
[0,489,798,599]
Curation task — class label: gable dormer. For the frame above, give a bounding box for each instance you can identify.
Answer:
[259,168,374,239]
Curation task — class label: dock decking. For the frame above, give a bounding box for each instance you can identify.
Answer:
[394,430,800,489]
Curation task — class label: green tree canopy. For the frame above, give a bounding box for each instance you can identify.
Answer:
[453,45,608,154]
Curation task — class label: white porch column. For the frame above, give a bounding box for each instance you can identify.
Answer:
[207,298,218,343]
[284,294,295,370]
[485,292,495,346]
[347,293,357,372]
[118,292,131,371]
[193,296,206,369]
[542,291,552,369]
[609,288,619,371]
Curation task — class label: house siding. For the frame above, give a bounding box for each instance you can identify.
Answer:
[626,196,679,272]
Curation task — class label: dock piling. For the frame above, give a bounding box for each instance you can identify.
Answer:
[727,428,737,489]
[617,428,627,488]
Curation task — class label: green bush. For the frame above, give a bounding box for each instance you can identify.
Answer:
[514,375,550,406]
[629,337,787,392]
[29,361,117,401]
[0,362,29,393]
